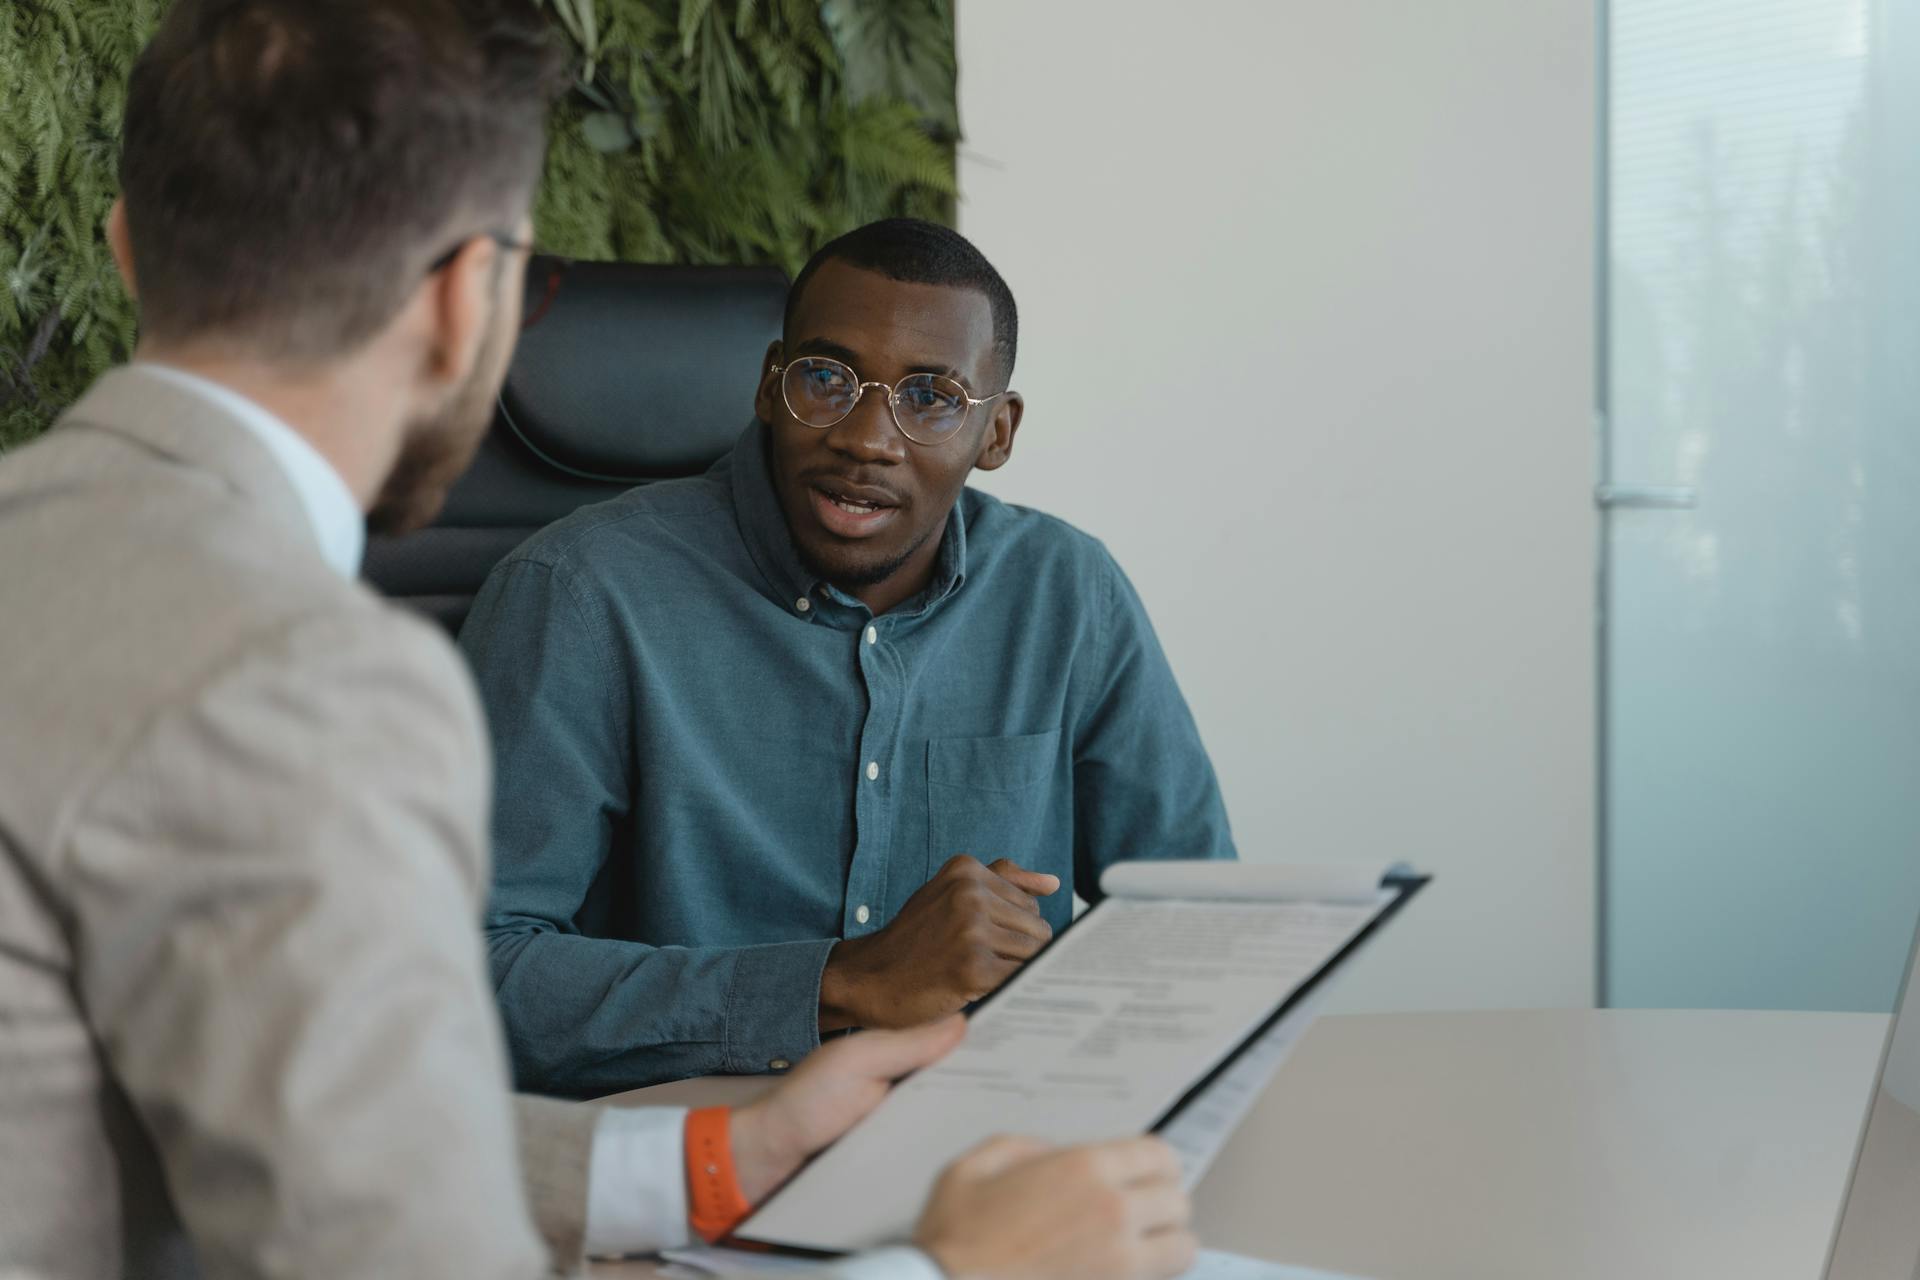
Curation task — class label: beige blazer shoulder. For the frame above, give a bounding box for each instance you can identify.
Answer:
[0,368,599,1278]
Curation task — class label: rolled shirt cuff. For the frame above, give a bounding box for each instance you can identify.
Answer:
[584,1104,691,1258]
[722,937,838,1074]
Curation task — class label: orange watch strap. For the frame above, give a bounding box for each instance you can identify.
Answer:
[685,1106,754,1243]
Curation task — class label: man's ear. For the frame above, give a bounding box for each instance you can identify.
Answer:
[420,235,497,388]
[753,339,785,423]
[106,198,138,300]
[972,393,1023,472]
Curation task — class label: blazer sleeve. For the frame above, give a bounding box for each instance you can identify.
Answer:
[60,609,552,1279]
[514,1094,603,1269]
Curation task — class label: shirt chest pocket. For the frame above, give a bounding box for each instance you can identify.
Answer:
[924,728,1066,885]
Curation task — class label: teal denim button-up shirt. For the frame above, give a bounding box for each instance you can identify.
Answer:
[461,423,1234,1096]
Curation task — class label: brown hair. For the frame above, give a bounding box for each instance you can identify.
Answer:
[119,0,560,359]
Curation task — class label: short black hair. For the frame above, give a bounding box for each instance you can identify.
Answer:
[120,0,561,359]
[784,218,1019,387]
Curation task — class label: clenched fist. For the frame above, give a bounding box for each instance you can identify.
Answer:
[818,855,1060,1032]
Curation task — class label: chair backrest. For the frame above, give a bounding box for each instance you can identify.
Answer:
[364,257,787,633]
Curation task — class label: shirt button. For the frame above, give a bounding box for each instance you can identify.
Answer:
[865,625,878,645]
[855,904,871,925]
[865,761,879,781]
[795,597,811,613]
[768,1058,791,1071]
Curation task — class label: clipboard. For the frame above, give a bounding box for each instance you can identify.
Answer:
[727,862,1430,1257]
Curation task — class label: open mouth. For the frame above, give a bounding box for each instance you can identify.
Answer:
[824,492,887,516]
[808,479,901,538]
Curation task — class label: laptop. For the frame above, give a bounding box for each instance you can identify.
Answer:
[1821,913,1920,1279]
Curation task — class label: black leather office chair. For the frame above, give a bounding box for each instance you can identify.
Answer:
[364,257,788,633]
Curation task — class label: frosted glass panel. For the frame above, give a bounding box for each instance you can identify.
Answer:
[1605,0,1920,1010]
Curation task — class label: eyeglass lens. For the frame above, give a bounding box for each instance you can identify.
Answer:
[782,357,970,443]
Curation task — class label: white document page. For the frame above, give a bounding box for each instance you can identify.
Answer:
[1159,978,1337,1187]
[659,1245,1371,1279]
[1176,1255,1373,1280]
[1102,861,1393,904]
[736,892,1392,1252]
[660,1251,1367,1280]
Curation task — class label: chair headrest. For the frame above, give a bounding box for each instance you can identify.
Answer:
[499,258,788,480]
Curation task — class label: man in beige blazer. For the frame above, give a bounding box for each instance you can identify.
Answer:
[0,1,1196,1278]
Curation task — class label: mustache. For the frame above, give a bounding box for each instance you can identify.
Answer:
[802,469,906,507]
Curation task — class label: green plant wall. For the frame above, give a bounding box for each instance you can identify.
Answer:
[0,0,957,451]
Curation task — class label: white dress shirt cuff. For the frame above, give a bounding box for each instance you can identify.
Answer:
[830,1246,948,1280]
[584,1105,692,1258]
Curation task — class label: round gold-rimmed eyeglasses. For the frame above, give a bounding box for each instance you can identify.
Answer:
[771,355,1014,447]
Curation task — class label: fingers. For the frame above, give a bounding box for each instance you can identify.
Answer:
[969,864,1057,928]
[984,928,1048,970]
[945,861,1054,949]
[987,903,1052,950]
[959,945,1025,998]
[987,856,1062,899]
[982,869,1051,919]
[1085,1136,1186,1188]
[973,902,1053,971]
[940,853,1062,908]
[931,857,1057,990]
[1125,1183,1192,1235]
[1138,1227,1201,1279]
[936,856,1030,916]
[936,854,988,879]
[810,1015,966,1081]
[948,1133,1054,1181]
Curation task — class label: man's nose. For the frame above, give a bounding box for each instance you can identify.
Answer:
[822,384,907,463]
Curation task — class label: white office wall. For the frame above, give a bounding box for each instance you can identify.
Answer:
[956,0,1597,1009]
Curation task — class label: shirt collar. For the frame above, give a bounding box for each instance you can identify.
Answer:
[727,420,968,620]
[134,362,367,580]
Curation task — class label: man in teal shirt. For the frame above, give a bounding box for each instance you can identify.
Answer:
[462,219,1234,1096]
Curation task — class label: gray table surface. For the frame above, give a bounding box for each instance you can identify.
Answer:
[588,1009,1889,1280]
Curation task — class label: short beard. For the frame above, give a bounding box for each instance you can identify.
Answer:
[796,518,940,594]
[366,319,506,537]
[365,419,476,536]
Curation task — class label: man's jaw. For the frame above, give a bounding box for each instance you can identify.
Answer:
[791,505,942,597]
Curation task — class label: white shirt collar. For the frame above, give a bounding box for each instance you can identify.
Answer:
[135,362,367,580]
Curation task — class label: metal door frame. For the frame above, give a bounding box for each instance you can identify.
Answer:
[1594,0,1613,1008]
